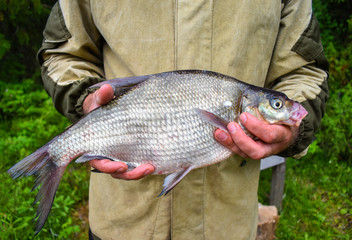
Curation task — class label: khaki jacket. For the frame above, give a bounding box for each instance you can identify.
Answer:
[38,1,328,239]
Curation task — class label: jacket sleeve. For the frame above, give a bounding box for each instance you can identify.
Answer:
[265,0,329,158]
[37,1,105,123]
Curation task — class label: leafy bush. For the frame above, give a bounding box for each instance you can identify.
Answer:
[0,79,90,239]
[309,83,352,163]
[310,0,352,164]
[0,0,56,82]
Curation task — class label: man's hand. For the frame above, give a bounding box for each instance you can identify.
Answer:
[214,113,297,160]
[83,84,115,113]
[83,84,154,180]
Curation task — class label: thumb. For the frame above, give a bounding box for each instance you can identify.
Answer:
[95,84,114,105]
[83,84,114,114]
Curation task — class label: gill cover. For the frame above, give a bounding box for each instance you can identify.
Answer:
[240,89,263,120]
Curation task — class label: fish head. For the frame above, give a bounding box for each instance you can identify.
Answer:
[240,89,308,127]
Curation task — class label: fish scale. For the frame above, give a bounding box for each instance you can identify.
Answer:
[7,70,308,234]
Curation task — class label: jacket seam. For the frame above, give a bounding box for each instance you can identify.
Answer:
[174,0,178,70]
[56,1,71,39]
[202,168,205,240]
[210,0,214,70]
[151,198,162,239]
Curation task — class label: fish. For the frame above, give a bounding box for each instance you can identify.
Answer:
[7,70,308,234]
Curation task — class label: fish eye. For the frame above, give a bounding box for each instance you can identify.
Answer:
[270,98,283,109]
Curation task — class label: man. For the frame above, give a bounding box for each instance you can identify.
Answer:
[38,1,328,239]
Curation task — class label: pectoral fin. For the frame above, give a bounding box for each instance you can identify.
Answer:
[194,108,229,131]
[158,167,194,196]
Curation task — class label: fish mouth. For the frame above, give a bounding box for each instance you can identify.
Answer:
[286,102,308,126]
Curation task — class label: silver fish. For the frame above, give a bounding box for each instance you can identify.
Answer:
[8,70,308,233]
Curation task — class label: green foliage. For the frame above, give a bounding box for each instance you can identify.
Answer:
[0,79,67,165]
[0,0,56,81]
[0,170,89,239]
[276,158,351,239]
[310,0,352,164]
[0,1,90,238]
[0,78,90,239]
[0,33,10,59]
[313,0,352,46]
[309,84,352,163]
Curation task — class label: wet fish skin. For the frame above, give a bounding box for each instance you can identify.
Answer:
[7,70,308,234]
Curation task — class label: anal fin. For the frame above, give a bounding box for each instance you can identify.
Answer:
[78,155,137,172]
[75,154,115,163]
[158,167,193,197]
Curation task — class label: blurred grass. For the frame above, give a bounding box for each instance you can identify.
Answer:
[258,156,352,239]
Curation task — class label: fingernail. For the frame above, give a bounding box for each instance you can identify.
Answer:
[144,169,152,176]
[240,114,247,123]
[228,123,237,135]
[116,167,125,173]
[216,131,228,141]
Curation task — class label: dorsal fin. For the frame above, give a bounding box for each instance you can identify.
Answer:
[89,75,151,98]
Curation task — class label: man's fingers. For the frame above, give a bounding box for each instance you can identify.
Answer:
[227,121,294,159]
[214,128,249,159]
[227,122,269,160]
[240,113,290,143]
[96,84,114,105]
[90,160,154,180]
[214,129,233,147]
[90,159,128,173]
[111,164,155,180]
[83,84,115,114]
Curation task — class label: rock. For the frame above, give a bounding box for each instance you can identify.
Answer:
[256,204,279,240]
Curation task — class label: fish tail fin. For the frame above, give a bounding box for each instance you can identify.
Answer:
[7,144,67,234]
